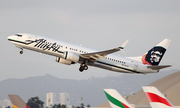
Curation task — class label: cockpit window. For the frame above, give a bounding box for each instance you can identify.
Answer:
[15,34,22,37]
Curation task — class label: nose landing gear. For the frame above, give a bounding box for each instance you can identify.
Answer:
[20,51,23,54]
[20,48,23,54]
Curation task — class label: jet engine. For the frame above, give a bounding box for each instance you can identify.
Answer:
[63,51,79,62]
[56,57,75,65]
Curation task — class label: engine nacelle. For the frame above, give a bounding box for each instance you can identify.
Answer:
[56,57,72,65]
[63,51,79,62]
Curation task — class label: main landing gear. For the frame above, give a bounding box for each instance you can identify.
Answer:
[79,64,88,72]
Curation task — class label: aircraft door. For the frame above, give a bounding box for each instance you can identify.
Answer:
[28,34,37,40]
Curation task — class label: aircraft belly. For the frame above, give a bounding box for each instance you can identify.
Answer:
[11,41,24,47]
[92,62,113,71]
[92,62,133,73]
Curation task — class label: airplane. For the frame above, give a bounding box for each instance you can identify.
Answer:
[103,89,133,108]
[8,95,30,108]
[7,33,171,73]
[142,86,175,108]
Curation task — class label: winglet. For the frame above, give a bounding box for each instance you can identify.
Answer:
[119,39,129,49]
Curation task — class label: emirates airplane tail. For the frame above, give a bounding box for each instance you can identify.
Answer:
[103,89,133,108]
[8,95,30,108]
[142,86,175,108]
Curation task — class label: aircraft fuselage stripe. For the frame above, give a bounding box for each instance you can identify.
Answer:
[8,39,64,54]
[8,39,29,45]
[96,60,142,73]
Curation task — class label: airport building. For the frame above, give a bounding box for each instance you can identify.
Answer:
[0,99,12,108]
[46,93,56,108]
[60,93,70,108]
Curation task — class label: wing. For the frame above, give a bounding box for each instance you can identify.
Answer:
[80,40,129,60]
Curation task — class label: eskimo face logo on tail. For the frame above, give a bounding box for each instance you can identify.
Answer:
[142,46,166,65]
[150,50,162,63]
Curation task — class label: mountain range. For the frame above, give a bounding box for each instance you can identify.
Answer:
[0,69,178,107]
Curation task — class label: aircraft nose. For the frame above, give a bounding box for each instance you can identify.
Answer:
[7,35,14,40]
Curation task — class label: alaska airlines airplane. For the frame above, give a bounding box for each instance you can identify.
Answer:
[9,95,30,108]
[142,86,175,108]
[104,89,133,108]
[7,33,171,73]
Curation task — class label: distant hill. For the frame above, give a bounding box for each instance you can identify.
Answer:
[0,69,178,107]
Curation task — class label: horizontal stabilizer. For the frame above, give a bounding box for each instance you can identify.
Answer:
[147,65,171,70]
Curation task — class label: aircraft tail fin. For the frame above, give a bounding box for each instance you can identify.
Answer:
[8,95,30,108]
[103,89,133,108]
[142,86,174,108]
[128,39,171,66]
[141,39,171,65]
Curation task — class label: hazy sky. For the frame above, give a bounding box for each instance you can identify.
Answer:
[1,0,180,81]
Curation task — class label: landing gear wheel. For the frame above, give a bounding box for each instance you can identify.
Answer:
[84,65,88,70]
[79,66,84,72]
[20,51,23,54]
[79,64,88,72]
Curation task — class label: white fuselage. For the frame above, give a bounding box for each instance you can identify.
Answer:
[8,33,158,74]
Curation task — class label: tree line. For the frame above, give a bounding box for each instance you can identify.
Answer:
[25,96,91,108]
